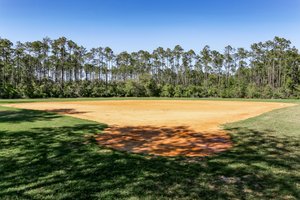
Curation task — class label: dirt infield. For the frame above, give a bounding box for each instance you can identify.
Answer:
[5,100,293,157]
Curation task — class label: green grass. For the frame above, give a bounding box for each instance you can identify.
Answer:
[0,100,299,199]
[0,97,300,104]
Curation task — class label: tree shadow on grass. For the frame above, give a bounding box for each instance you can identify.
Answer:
[0,109,61,123]
[0,110,299,199]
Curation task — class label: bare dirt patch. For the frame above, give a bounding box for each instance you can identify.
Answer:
[5,100,293,157]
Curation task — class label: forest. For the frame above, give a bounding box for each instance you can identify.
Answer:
[0,36,300,99]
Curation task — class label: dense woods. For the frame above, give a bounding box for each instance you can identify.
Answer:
[0,36,300,99]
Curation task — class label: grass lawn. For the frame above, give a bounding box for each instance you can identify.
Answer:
[0,99,299,199]
[0,97,300,104]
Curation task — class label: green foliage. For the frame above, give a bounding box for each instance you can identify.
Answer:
[91,84,106,97]
[235,84,247,98]
[160,84,174,97]
[0,36,300,99]
[246,83,260,98]
[139,74,160,97]
[1,84,21,98]
[174,85,184,97]
[125,80,145,97]
[182,85,198,97]
[261,85,273,99]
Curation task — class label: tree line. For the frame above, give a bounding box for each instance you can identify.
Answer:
[0,36,300,99]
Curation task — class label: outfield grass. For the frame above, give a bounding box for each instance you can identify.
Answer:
[0,97,299,104]
[0,100,299,199]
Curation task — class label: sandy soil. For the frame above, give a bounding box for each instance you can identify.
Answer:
[5,100,294,157]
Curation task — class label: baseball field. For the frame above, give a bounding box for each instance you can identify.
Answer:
[0,98,299,199]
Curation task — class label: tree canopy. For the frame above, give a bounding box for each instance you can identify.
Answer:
[0,36,299,99]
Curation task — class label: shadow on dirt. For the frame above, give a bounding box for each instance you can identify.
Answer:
[45,108,89,115]
[95,125,231,157]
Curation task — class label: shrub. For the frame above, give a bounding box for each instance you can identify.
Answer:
[160,84,174,97]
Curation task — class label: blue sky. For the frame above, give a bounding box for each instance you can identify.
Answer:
[0,0,299,52]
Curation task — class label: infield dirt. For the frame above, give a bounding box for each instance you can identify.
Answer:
[5,100,294,157]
